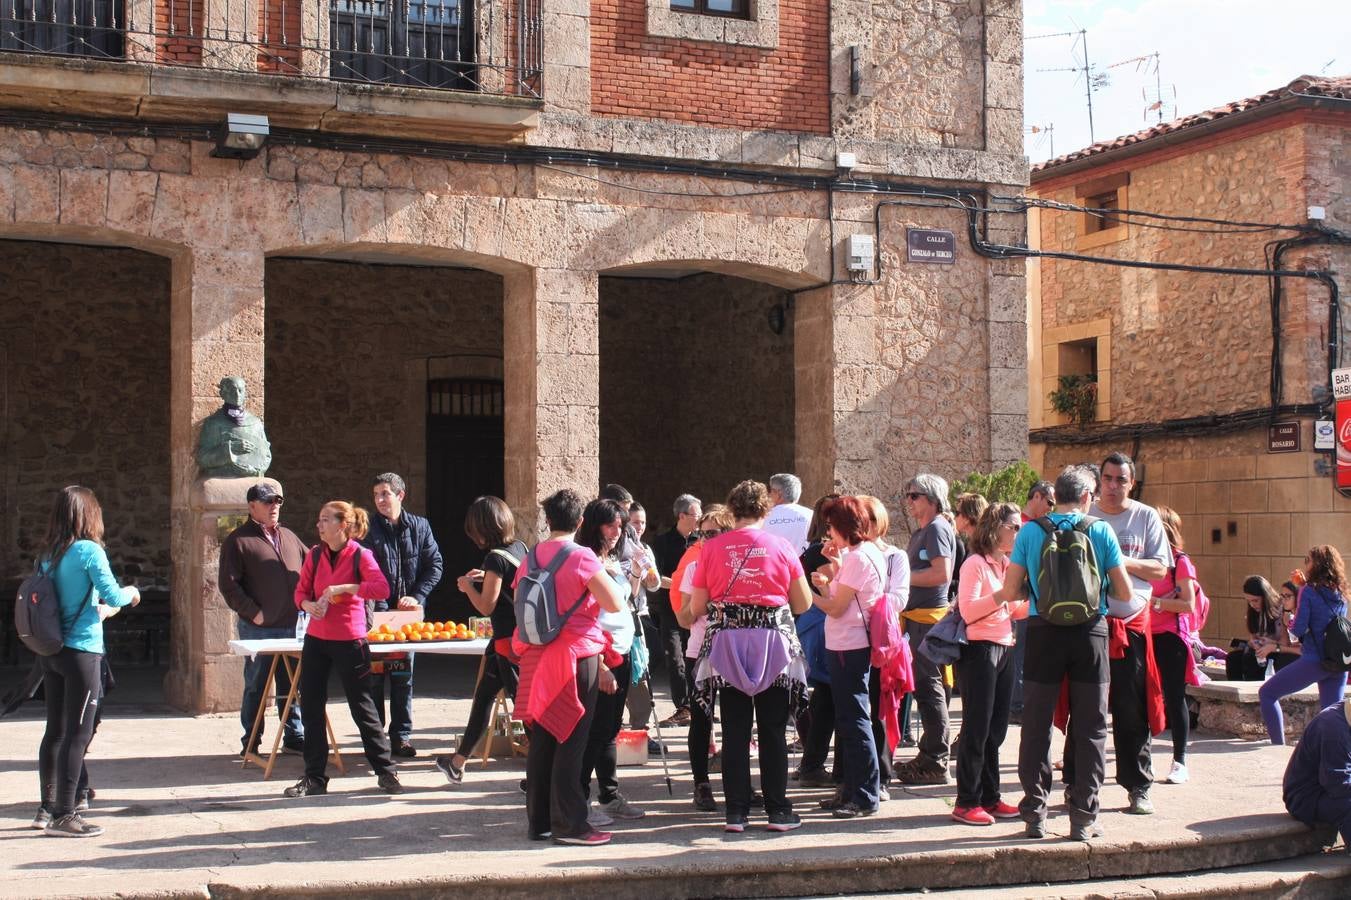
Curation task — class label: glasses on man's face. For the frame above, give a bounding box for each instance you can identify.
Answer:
[264,497,284,506]
[905,492,925,501]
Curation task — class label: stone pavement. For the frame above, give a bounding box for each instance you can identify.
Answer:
[0,667,1336,900]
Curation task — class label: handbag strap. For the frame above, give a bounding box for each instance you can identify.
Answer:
[850,546,888,648]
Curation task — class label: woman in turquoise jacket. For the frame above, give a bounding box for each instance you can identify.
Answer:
[35,486,139,838]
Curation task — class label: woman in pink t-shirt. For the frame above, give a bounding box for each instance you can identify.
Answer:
[287,501,397,800]
[951,502,1028,826]
[689,480,811,834]
[811,496,887,819]
[1148,505,1203,786]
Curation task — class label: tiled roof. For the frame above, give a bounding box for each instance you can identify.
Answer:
[1032,74,1351,175]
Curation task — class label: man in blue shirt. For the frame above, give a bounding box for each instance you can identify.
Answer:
[1284,699,1351,848]
[996,465,1131,841]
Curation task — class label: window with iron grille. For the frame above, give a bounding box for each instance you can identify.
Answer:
[1,0,125,58]
[330,0,477,90]
[669,0,750,18]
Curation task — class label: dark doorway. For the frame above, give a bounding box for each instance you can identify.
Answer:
[425,377,504,621]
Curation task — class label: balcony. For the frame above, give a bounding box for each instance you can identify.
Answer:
[0,0,542,141]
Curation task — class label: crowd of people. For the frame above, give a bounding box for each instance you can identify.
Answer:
[19,458,1351,849]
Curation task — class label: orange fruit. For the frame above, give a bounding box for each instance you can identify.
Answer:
[379,624,393,634]
[433,631,447,641]
[408,631,423,642]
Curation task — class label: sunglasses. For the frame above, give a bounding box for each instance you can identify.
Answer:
[259,497,284,506]
[905,492,926,501]
[696,529,724,540]
[1002,522,1021,531]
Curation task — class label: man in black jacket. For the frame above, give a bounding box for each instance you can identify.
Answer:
[219,482,309,755]
[365,472,444,757]
[650,493,701,726]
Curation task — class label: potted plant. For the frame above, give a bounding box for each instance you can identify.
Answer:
[1049,374,1098,429]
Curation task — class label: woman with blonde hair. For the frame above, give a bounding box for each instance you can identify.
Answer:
[286,500,400,798]
[1258,545,1349,745]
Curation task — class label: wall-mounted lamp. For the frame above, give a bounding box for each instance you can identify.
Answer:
[211,113,270,160]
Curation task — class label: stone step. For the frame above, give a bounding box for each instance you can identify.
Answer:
[846,849,1351,900]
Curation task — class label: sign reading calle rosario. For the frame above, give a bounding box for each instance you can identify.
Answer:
[907,228,956,265]
[1267,422,1300,453]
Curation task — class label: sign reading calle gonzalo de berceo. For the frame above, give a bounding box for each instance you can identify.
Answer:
[907,228,956,264]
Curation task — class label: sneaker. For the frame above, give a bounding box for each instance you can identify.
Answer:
[878,785,891,803]
[519,779,529,794]
[693,782,718,812]
[647,738,666,755]
[587,803,614,828]
[951,805,996,826]
[708,750,722,773]
[600,793,645,820]
[283,776,328,798]
[895,760,950,785]
[797,768,834,788]
[750,790,765,809]
[659,708,692,727]
[31,808,52,830]
[832,801,879,819]
[281,739,305,755]
[74,795,89,813]
[984,801,1021,819]
[1070,820,1105,841]
[787,739,805,753]
[44,813,103,838]
[818,786,847,810]
[1165,761,1189,784]
[1025,819,1047,839]
[393,741,417,758]
[435,755,464,784]
[555,829,611,846]
[724,815,748,833]
[528,830,552,841]
[1128,788,1154,815]
[378,772,404,795]
[766,811,802,832]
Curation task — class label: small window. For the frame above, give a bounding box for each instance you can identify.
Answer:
[1074,172,1130,250]
[1049,338,1103,427]
[670,0,750,17]
[1082,190,1121,235]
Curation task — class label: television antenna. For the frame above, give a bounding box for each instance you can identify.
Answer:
[1107,51,1174,123]
[1026,123,1055,158]
[1033,28,1108,143]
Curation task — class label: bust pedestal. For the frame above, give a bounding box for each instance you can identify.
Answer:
[164,477,282,713]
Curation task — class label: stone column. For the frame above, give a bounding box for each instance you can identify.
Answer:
[793,285,835,503]
[202,0,257,72]
[502,267,599,537]
[165,248,267,713]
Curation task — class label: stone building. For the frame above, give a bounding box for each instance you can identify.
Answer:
[1027,75,1351,642]
[0,1,1027,710]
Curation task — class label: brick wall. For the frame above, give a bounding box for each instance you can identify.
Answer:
[598,273,795,532]
[0,241,172,594]
[257,0,303,74]
[590,1,829,134]
[156,2,205,66]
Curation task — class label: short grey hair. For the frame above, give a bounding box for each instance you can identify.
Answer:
[372,472,406,495]
[1053,466,1096,505]
[769,473,802,504]
[1028,480,1055,502]
[672,494,701,518]
[907,473,951,515]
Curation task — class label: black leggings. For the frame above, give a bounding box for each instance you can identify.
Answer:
[39,648,102,817]
[456,645,519,758]
[1151,631,1190,763]
[689,682,716,784]
[299,635,394,780]
[581,652,633,804]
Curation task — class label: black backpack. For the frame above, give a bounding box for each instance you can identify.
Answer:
[1033,515,1103,627]
[1318,590,1351,673]
[14,554,68,656]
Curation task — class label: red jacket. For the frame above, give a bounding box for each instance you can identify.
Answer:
[293,540,389,642]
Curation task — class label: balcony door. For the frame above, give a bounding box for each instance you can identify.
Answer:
[330,0,477,90]
[1,0,125,58]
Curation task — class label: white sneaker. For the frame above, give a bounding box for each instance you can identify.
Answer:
[1165,761,1189,784]
[586,803,614,827]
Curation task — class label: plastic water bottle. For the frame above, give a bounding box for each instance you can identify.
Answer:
[1264,656,1275,681]
[295,611,309,641]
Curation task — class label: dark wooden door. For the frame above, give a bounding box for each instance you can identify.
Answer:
[425,378,503,621]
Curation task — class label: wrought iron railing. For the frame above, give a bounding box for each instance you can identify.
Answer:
[0,0,542,97]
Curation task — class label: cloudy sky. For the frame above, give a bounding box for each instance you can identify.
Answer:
[1023,0,1351,163]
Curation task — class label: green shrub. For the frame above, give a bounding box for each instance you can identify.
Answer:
[948,461,1041,507]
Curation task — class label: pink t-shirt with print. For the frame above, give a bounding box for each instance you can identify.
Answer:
[692,527,803,608]
[826,542,885,651]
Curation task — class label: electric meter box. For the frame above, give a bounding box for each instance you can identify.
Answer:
[846,234,875,271]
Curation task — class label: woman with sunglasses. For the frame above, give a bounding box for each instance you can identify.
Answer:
[949,502,1027,826]
[1259,546,1349,744]
[675,504,736,812]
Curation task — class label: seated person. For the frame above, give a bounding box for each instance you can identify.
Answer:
[1283,699,1351,850]
[1227,576,1299,680]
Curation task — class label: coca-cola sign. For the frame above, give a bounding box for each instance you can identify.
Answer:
[1337,399,1351,492]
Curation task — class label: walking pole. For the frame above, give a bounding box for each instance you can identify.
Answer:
[644,672,675,796]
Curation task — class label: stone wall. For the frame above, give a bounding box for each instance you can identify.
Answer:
[598,273,794,532]
[0,240,172,592]
[263,257,504,542]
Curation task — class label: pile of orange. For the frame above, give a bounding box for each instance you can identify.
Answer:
[366,621,475,643]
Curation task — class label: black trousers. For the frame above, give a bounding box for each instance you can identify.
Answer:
[298,635,394,781]
[456,644,519,758]
[954,640,1014,808]
[904,619,951,767]
[38,648,102,817]
[689,682,717,784]
[800,682,837,777]
[869,665,894,783]
[1226,646,1299,680]
[720,685,792,818]
[1108,629,1153,791]
[581,651,633,804]
[1151,630,1190,764]
[653,599,691,710]
[527,654,599,838]
[1018,617,1109,828]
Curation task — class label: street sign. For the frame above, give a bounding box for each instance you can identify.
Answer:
[906,229,956,264]
[1337,400,1351,495]
[1333,368,1351,399]
[1316,420,1336,450]
[1267,422,1300,453]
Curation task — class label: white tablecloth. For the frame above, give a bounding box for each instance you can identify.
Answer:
[228,638,490,659]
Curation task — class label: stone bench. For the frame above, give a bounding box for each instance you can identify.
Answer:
[1187,678,1326,740]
